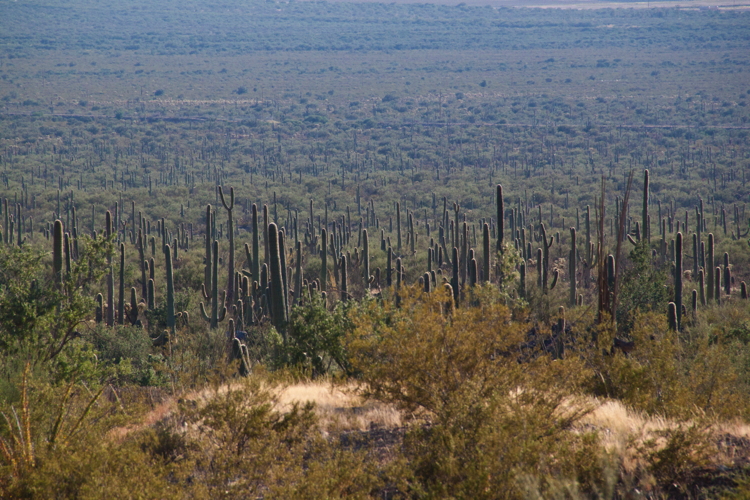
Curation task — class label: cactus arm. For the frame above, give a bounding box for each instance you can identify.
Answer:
[200,302,210,322]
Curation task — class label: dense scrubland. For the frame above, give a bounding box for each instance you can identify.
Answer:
[1,0,750,498]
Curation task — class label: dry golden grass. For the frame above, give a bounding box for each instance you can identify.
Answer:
[109,378,403,442]
[579,397,750,485]
[275,381,402,433]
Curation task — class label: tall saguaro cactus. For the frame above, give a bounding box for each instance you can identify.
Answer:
[200,240,227,328]
[118,243,125,325]
[53,219,64,287]
[320,228,328,292]
[251,203,260,283]
[707,233,715,302]
[165,243,176,333]
[496,184,504,253]
[362,228,371,289]
[268,223,288,335]
[569,228,577,307]
[675,232,683,330]
[482,222,490,282]
[219,186,235,305]
[642,169,650,242]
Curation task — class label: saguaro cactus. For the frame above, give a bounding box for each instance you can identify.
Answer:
[219,186,236,305]
[118,243,125,325]
[53,219,63,287]
[251,203,260,283]
[340,254,348,302]
[675,232,683,330]
[642,169,650,242]
[320,228,328,292]
[451,247,459,306]
[723,252,731,296]
[482,222,491,282]
[200,240,227,328]
[268,223,288,334]
[667,302,678,331]
[569,228,577,307]
[362,228,371,289]
[496,185,504,253]
[165,243,176,333]
[540,223,554,292]
[707,233,715,302]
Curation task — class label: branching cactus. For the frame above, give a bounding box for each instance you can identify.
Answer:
[219,186,235,304]
[204,204,213,287]
[200,240,227,329]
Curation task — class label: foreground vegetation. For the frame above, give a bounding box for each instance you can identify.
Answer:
[1,0,750,497]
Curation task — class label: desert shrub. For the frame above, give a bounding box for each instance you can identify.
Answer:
[346,285,609,498]
[586,309,750,420]
[0,366,176,498]
[273,295,354,376]
[616,241,671,334]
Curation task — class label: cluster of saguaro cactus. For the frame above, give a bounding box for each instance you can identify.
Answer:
[35,166,748,372]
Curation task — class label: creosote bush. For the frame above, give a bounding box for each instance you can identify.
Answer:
[346,285,611,498]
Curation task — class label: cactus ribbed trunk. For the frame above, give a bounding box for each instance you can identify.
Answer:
[340,254,348,302]
[642,169,650,242]
[569,228,577,307]
[219,186,235,305]
[118,243,125,325]
[268,223,288,335]
[165,244,176,333]
[707,233,715,302]
[496,184,504,253]
[362,229,370,289]
[451,247,459,306]
[482,222,490,282]
[53,219,63,287]
[320,228,328,292]
[106,266,114,327]
[675,232,683,330]
[396,202,402,253]
[252,203,260,283]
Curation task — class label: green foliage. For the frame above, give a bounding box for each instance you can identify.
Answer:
[84,324,169,386]
[275,296,353,376]
[347,286,604,498]
[0,237,110,374]
[617,241,671,334]
[587,310,750,420]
